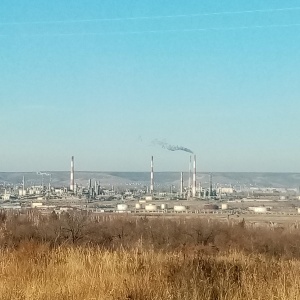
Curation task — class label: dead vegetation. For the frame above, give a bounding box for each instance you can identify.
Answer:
[0,211,300,299]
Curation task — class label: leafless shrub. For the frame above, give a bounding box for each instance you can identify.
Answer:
[1,212,300,258]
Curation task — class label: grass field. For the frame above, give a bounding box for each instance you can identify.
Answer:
[1,212,300,299]
[1,243,300,300]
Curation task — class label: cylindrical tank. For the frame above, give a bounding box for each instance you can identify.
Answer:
[221,203,228,210]
[145,204,157,211]
[117,204,128,211]
[145,196,153,201]
[174,205,187,212]
[135,203,142,209]
[250,206,267,213]
[297,208,300,214]
[31,202,43,208]
[161,203,168,210]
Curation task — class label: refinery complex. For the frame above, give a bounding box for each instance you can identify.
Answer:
[1,156,300,224]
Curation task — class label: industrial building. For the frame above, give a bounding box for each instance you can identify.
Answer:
[0,155,300,222]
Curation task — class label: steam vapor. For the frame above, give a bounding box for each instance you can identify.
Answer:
[152,139,193,154]
[36,172,51,176]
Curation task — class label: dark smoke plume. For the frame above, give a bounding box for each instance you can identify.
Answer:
[152,139,193,154]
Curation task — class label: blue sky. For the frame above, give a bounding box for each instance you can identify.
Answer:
[0,0,300,172]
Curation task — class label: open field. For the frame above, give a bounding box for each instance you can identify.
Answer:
[1,245,300,300]
[1,213,300,299]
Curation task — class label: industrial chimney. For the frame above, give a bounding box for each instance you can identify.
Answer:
[70,156,75,191]
[180,172,184,197]
[192,155,197,197]
[150,156,154,194]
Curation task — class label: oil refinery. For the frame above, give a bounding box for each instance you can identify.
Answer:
[1,155,300,226]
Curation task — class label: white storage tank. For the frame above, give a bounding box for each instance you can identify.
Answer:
[145,204,157,211]
[19,189,26,196]
[135,203,142,209]
[145,196,153,201]
[161,203,168,210]
[174,205,187,212]
[297,208,300,214]
[31,202,43,208]
[221,203,228,210]
[117,204,128,211]
[2,194,11,201]
[249,206,267,213]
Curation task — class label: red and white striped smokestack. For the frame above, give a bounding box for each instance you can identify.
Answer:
[150,156,154,194]
[70,156,75,191]
[192,155,196,197]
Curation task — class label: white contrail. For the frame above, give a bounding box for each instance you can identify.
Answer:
[0,7,300,25]
[0,23,300,38]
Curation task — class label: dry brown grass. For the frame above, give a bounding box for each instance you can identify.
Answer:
[1,212,300,299]
[0,242,300,300]
[3,211,300,258]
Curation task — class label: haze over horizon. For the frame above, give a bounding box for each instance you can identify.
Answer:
[1,0,300,172]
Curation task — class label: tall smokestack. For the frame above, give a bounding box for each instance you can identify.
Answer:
[150,156,154,194]
[70,156,75,191]
[180,172,184,197]
[94,181,98,195]
[192,155,197,197]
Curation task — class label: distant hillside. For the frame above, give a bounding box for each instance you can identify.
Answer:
[0,172,300,189]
